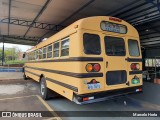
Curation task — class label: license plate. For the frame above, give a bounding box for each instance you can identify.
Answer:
[87,83,100,90]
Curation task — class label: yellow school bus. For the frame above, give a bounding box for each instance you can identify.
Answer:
[23,16,143,104]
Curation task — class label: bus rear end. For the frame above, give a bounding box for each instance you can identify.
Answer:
[73,17,142,104]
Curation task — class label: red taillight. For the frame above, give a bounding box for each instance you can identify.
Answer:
[86,63,101,72]
[139,88,142,91]
[83,97,89,101]
[93,64,101,72]
[131,63,136,70]
[83,97,94,101]
[131,63,140,70]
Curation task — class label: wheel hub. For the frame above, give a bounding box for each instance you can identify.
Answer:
[41,81,45,96]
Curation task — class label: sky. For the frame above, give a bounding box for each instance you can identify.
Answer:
[0,43,33,52]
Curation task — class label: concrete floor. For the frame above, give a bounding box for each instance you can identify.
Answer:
[0,73,159,120]
[0,79,61,120]
[0,72,23,80]
[47,92,160,120]
[130,82,160,105]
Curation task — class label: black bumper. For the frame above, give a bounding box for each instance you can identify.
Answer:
[74,85,143,104]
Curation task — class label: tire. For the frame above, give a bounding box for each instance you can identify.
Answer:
[40,77,59,100]
[40,77,51,100]
[23,74,28,80]
[23,67,28,80]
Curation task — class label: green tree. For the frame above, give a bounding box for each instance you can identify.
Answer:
[0,47,22,63]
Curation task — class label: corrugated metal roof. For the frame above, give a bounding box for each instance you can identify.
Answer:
[0,0,159,48]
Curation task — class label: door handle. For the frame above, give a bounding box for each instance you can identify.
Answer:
[106,61,108,68]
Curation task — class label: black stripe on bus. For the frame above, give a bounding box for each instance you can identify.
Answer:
[25,70,78,92]
[25,66,103,78]
[129,71,142,75]
[25,70,39,77]
[46,77,78,92]
[125,58,142,62]
[26,57,103,63]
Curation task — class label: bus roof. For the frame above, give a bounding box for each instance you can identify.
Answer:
[31,16,139,50]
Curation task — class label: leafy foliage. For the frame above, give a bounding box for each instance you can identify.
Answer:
[0,46,23,64]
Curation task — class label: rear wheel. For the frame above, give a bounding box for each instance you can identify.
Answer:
[23,67,28,80]
[40,77,59,100]
[40,77,50,100]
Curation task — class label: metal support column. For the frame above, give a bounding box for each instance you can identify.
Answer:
[2,38,4,66]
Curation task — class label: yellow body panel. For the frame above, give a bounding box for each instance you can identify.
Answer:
[24,16,142,102]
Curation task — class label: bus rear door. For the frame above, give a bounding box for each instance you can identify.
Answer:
[103,35,129,90]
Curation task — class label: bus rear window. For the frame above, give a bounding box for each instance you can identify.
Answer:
[128,40,140,57]
[83,33,101,55]
[105,36,126,56]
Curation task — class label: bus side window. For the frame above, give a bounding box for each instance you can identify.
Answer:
[128,40,140,57]
[25,53,29,61]
[32,52,34,60]
[39,49,43,59]
[61,38,69,56]
[29,53,32,60]
[43,47,47,59]
[28,53,30,61]
[47,44,52,58]
[83,33,101,55]
[53,42,59,57]
[30,53,32,60]
[34,51,36,60]
[36,50,39,60]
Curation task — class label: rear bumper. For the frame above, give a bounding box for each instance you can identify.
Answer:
[73,85,143,104]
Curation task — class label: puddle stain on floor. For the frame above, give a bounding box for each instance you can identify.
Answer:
[0,84,25,95]
[0,80,37,94]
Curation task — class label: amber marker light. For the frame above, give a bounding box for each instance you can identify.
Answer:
[86,64,93,72]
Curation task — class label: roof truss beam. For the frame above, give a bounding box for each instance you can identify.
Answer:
[146,0,160,12]
[132,14,160,25]
[137,24,160,32]
[0,18,64,31]
[113,1,148,17]
[141,38,160,43]
[0,40,34,46]
[24,0,52,37]
[141,35,160,40]
[126,0,160,25]
[0,35,37,45]
[142,43,160,47]
[141,40,160,45]
[122,5,157,20]
[0,35,39,41]
[39,0,95,41]
[140,31,158,36]
[107,0,142,16]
